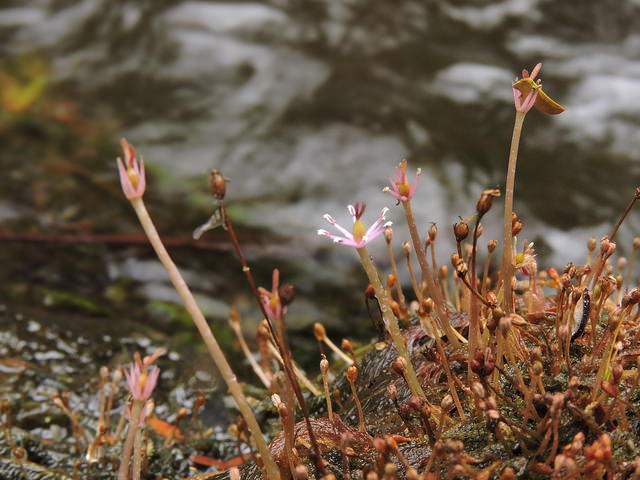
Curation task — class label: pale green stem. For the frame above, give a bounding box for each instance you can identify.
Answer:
[130,198,280,480]
[356,246,426,401]
[401,201,460,349]
[118,399,143,480]
[500,110,526,314]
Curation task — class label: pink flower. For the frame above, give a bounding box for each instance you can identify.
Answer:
[383,159,420,202]
[512,63,541,113]
[116,138,146,199]
[124,352,160,401]
[258,269,286,319]
[318,202,391,248]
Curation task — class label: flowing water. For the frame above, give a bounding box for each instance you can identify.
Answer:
[2,0,640,367]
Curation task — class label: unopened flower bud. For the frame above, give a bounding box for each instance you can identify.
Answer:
[441,394,453,411]
[428,223,438,241]
[313,323,326,341]
[439,265,448,279]
[488,239,498,253]
[471,382,486,399]
[612,363,623,384]
[346,365,358,383]
[392,357,407,376]
[477,189,500,215]
[454,221,469,242]
[402,241,412,256]
[387,384,397,401]
[365,284,376,299]
[209,169,227,199]
[320,357,329,375]
[422,297,434,314]
[229,307,241,327]
[407,396,422,411]
[278,283,295,307]
[387,274,396,289]
[384,226,393,243]
[588,236,597,252]
[512,221,523,236]
[486,291,498,307]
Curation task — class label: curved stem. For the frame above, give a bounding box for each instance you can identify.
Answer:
[500,111,526,314]
[130,198,281,480]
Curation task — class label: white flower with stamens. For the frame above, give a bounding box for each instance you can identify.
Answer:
[318,202,391,248]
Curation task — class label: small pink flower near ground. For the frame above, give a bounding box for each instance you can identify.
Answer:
[124,351,161,401]
[383,159,420,202]
[116,138,146,199]
[318,202,391,248]
[258,269,286,319]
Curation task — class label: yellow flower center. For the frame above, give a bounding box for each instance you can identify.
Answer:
[127,168,139,189]
[139,371,148,392]
[353,219,366,243]
[269,296,280,311]
[398,181,411,197]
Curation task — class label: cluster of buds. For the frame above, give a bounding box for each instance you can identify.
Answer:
[470,348,495,377]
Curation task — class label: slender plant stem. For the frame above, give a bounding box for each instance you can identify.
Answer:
[357,246,427,401]
[386,240,407,310]
[401,201,460,348]
[468,217,483,379]
[118,399,143,480]
[220,201,325,475]
[132,412,144,480]
[500,110,526,314]
[130,198,281,480]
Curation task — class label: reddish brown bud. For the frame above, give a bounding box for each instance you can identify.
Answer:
[512,221,523,236]
[387,274,396,289]
[477,189,500,216]
[365,285,376,299]
[278,283,295,307]
[392,357,407,376]
[422,297,434,314]
[209,169,227,199]
[486,291,498,307]
[488,239,498,253]
[346,365,358,383]
[453,221,469,242]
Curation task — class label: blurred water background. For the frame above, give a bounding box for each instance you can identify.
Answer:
[2,0,640,372]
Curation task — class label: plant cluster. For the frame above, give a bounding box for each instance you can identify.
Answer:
[4,63,640,480]
[113,63,640,479]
